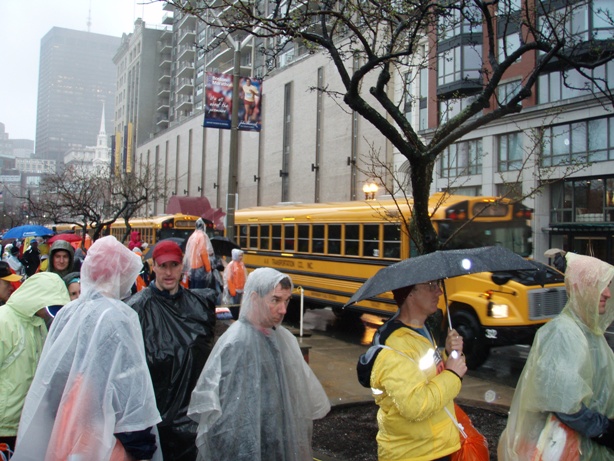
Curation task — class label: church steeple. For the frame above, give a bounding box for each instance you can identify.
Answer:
[94,102,110,164]
[98,102,106,144]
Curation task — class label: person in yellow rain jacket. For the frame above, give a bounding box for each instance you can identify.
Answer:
[0,272,70,453]
[368,281,467,461]
[223,249,248,320]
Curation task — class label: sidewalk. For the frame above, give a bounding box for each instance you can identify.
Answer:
[296,329,514,414]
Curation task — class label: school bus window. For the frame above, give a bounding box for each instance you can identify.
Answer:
[272,225,282,251]
[345,224,360,256]
[260,225,270,250]
[328,224,341,255]
[363,224,380,257]
[237,225,248,248]
[249,225,258,249]
[383,224,401,259]
[313,224,325,254]
[283,224,295,252]
[298,224,310,252]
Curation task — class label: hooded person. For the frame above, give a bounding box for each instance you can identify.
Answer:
[128,230,143,251]
[13,236,162,461]
[183,218,214,289]
[223,248,248,319]
[47,240,75,279]
[0,272,70,453]
[188,267,330,461]
[498,252,614,460]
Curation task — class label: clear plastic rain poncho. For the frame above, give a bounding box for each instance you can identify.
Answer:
[14,236,162,461]
[188,267,331,461]
[498,252,614,460]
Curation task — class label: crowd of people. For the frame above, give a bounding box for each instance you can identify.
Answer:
[0,220,612,460]
[0,223,328,461]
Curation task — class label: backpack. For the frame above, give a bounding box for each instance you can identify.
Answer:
[356,317,404,388]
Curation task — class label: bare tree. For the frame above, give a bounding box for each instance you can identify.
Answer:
[166,0,614,253]
[28,161,170,243]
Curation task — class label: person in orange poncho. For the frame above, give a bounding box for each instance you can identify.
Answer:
[223,249,248,320]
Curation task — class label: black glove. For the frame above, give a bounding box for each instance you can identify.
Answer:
[592,419,614,451]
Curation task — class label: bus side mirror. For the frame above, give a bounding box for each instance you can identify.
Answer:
[534,269,547,287]
[491,273,512,286]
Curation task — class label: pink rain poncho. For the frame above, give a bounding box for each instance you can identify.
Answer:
[498,252,614,460]
[13,236,162,461]
[188,267,330,460]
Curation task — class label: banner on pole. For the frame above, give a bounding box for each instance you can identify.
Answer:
[204,72,262,132]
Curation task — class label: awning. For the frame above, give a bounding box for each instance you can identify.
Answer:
[545,222,614,233]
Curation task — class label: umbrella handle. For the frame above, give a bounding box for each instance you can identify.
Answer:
[443,281,453,330]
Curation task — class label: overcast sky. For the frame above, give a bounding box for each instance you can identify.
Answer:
[0,0,166,141]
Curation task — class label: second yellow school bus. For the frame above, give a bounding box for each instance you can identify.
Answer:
[234,193,567,368]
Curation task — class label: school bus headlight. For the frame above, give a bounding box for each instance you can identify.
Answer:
[488,302,509,318]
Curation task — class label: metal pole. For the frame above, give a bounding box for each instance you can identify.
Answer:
[226,42,241,242]
[299,286,304,337]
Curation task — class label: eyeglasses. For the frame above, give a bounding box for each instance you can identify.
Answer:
[421,280,443,292]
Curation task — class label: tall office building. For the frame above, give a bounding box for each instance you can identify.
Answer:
[35,27,120,165]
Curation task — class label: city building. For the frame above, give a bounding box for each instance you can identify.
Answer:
[35,27,120,166]
[0,123,34,158]
[113,19,167,160]
[130,3,614,263]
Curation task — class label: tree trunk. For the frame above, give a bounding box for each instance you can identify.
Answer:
[409,159,439,255]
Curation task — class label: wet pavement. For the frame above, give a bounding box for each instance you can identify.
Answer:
[293,327,515,415]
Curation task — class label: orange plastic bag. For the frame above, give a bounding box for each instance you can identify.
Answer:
[530,414,580,461]
[450,403,489,461]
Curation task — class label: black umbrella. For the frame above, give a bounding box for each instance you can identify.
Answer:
[210,236,240,257]
[345,246,537,327]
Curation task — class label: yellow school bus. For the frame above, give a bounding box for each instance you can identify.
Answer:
[54,214,215,247]
[234,193,567,368]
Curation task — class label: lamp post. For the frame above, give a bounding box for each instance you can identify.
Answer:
[363,181,378,200]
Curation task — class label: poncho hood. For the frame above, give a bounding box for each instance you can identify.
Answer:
[5,272,70,318]
[564,252,614,335]
[47,240,75,278]
[239,267,293,329]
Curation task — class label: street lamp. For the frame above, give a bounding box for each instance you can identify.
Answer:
[363,181,378,200]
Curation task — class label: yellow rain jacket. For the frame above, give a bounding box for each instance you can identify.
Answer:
[498,252,614,460]
[371,325,462,461]
[0,272,70,436]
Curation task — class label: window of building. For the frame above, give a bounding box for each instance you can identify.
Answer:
[551,177,614,223]
[498,132,523,171]
[437,45,482,86]
[541,116,614,166]
[549,62,614,103]
[497,0,521,14]
[496,182,523,200]
[439,139,483,178]
[439,94,479,124]
[497,33,521,62]
[438,3,482,40]
[497,80,522,104]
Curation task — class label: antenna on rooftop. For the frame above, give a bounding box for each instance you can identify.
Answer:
[87,0,92,32]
